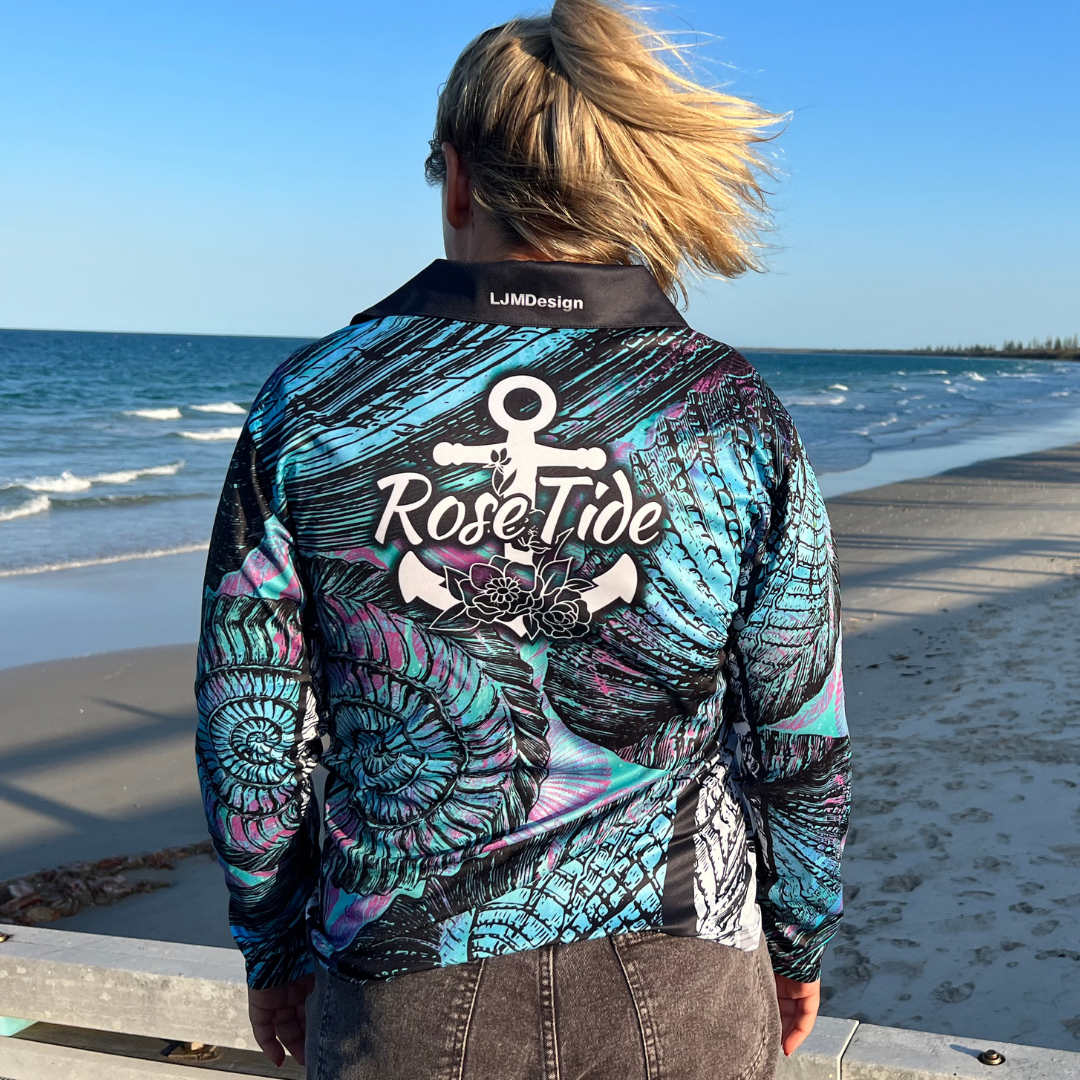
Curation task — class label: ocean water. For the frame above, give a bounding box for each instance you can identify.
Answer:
[3,327,1080,576]
[0,329,306,576]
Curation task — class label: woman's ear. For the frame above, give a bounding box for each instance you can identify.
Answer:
[442,143,473,232]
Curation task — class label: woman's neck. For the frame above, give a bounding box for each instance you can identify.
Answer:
[443,200,551,263]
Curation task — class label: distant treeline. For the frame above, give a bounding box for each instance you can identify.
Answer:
[911,335,1079,359]
[778,336,1080,359]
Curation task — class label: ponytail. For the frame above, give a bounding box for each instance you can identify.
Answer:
[426,0,783,301]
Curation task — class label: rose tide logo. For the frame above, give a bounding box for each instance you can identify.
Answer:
[375,375,663,640]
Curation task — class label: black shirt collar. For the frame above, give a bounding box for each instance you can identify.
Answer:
[352,260,687,330]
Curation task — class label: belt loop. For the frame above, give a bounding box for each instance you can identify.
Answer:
[539,944,561,1080]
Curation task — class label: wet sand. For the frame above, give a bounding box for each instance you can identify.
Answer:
[0,548,205,670]
[2,443,1079,1046]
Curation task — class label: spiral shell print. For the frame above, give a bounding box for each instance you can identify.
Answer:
[196,668,312,851]
[321,603,548,896]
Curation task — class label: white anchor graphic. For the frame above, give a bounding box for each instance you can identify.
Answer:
[398,375,638,633]
[432,375,607,503]
[399,549,638,620]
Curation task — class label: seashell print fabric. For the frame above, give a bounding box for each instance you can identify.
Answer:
[195,263,849,989]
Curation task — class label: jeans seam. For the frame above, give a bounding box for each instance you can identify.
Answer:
[610,937,659,1080]
[456,958,485,1080]
[309,970,331,1080]
[737,999,779,1080]
[539,945,561,1080]
[734,1020,769,1080]
[735,935,780,1080]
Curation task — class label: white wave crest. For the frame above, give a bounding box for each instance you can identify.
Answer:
[828,384,849,391]
[852,415,900,437]
[179,427,242,442]
[93,461,185,484]
[783,394,847,406]
[965,372,987,382]
[19,462,184,493]
[0,495,50,522]
[0,541,209,577]
[124,407,182,420]
[22,471,91,493]
[190,401,247,414]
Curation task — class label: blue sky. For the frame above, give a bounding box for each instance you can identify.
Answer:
[1,1,1076,347]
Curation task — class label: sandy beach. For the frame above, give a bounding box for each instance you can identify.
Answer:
[824,442,1080,1050]
[2,442,1079,1048]
[0,642,235,947]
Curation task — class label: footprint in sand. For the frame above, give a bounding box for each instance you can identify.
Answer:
[932,981,975,1004]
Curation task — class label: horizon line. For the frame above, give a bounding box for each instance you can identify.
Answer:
[0,325,1073,359]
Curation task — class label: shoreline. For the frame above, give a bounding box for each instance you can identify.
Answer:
[4,421,1080,586]
[0,541,208,580]
[3,428,1080,670]
[817,405,1080,497]
[0,549,205,670]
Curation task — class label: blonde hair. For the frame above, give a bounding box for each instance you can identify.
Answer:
[425,0,783,302]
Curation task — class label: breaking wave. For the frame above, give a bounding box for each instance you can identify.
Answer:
[190,401,247,414]
[783,394,847,407]
[0,495,51,522]
[124,407,182,420]
[178,427,242,442]
[12,462,184,494]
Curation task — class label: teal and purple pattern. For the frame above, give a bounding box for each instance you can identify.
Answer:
[196,304,849,989]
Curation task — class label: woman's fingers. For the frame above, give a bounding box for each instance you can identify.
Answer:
[249,1015,286,1067]
[779,999,817,1056]
[248,977,315,1066]
[774,975,821,1056]
[275,1007,308,1067]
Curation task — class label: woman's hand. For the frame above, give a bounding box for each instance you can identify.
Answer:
[774,974,820,1056]
[248,974,316,1067]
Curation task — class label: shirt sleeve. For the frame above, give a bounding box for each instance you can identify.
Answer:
[727,422,851,983]
[195,420,322,989]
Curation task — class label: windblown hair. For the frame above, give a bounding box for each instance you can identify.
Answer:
[425,0,784,301]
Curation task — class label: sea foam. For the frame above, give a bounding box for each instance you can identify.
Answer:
[21,472,91,493]
[190,401,247,414]
[179,427,243,442]
[92,462,185,484]
[0,540,209,577]
[17,462,184,493]
[124,407,182,420]
[783,394,847,407]
[0,495,50,522]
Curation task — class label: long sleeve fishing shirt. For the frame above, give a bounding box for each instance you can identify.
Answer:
[195,260,850,989]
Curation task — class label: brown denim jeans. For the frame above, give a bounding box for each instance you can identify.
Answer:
[305,931,781,1080]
